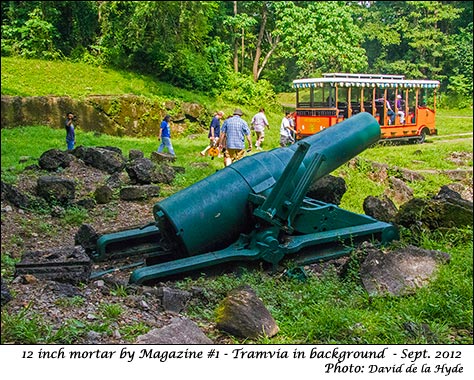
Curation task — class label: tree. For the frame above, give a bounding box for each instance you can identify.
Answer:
[251,2,280,81]
[1,1,98,58]
[353,1,463,79]
[276,2,368,77]
[96,1,228,91]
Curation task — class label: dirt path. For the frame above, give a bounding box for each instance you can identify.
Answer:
[429,132,473,144]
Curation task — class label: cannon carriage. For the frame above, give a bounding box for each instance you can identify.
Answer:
[94,112,399,284]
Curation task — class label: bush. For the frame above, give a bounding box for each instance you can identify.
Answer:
[220,72,278,108]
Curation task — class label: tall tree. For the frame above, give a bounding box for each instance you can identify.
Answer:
[353,1,463,79]
[96,1,227,91]
[251,2,280,81]
[276,1,367,76]
[1,1,98,58]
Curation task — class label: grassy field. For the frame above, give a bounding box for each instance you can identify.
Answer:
[2,109,471,208]
[1,57,472,345]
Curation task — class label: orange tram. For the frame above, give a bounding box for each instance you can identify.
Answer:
[292,73,440,143]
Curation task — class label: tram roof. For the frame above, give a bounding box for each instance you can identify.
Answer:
[293,73,440,89]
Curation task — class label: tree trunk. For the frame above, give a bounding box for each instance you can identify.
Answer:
[252,4,267,81]
[233,1,239,72]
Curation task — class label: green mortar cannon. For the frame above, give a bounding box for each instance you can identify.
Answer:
[94,112,399,284]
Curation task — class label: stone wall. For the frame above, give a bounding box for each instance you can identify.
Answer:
[1,95,207,137]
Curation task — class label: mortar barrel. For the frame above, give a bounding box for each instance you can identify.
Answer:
[154,112,380,257]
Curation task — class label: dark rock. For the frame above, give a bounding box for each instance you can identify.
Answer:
[360,245,450,296]
[434,185,462,200]
[36,175,76,205]
[172,165,186,174]
[82,147,126,174]
[105,172,126,189]
[1,278,12,306]
[306,256,350,279]
[119,185,160,201]
[396,190,473,229]
[15,246,92,284]
[150,151,176,163]
[443,182,473,202]
[157,286,192,313]
[75,224,100,252]
[47,282,82,298]
[71,145,87,160]
[98,146,123,155]
[94,185,113,204]
[125,158,155,184]
[136,317,213,344]
[38,149,73,171]
[1,181,30,209]
[151,164,178,185]
[75,198,96,210]
[363,194,398,223]
[24,164,40,171]
[215,285,279,339]
[129,149,144,160]
[307,175,347,205]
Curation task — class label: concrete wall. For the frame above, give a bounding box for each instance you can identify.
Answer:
[1,95,207,137]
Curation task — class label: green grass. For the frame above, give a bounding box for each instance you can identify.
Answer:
[1,57,472,345]
[176,232,472,344]
[1,304,85,344]
[1,56,209,102]
[436,108,474,135]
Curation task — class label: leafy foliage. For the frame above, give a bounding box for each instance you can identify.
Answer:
[1,1,471,108]
[276,1,368,76]
[220,71,278,107]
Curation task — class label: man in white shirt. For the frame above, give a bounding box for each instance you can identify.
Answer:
[280,111,296,147]
[251,108,270,150]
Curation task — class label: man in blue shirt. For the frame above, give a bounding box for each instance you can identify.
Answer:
[200,110,224,157]
[65,112,75,151]
[220,108,252,166]
[158,115,175,156]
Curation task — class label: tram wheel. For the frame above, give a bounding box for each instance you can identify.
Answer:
[417,129,428,144]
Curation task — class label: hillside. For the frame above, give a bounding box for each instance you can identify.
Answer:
[1,56,285,126]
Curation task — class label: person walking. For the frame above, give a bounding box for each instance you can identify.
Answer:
[219,108,252,166]
[280,111,296,147]
[200,111,224,157]
[157,114,175,156]
[65,112,76,151]
[250,108,270,150]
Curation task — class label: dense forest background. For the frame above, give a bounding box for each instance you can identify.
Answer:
[1,1,472,108]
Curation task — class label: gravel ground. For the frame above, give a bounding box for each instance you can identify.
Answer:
[1,155,231,344]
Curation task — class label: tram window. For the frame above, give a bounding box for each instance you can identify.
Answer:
[298,88,311,107]
[338,87,348,106]
[322,84,335,106]
[313,87,324,104]
[419,88,435,108]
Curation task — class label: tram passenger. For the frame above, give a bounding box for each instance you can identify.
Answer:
[375,97,395,125]
[396,95,405,124]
